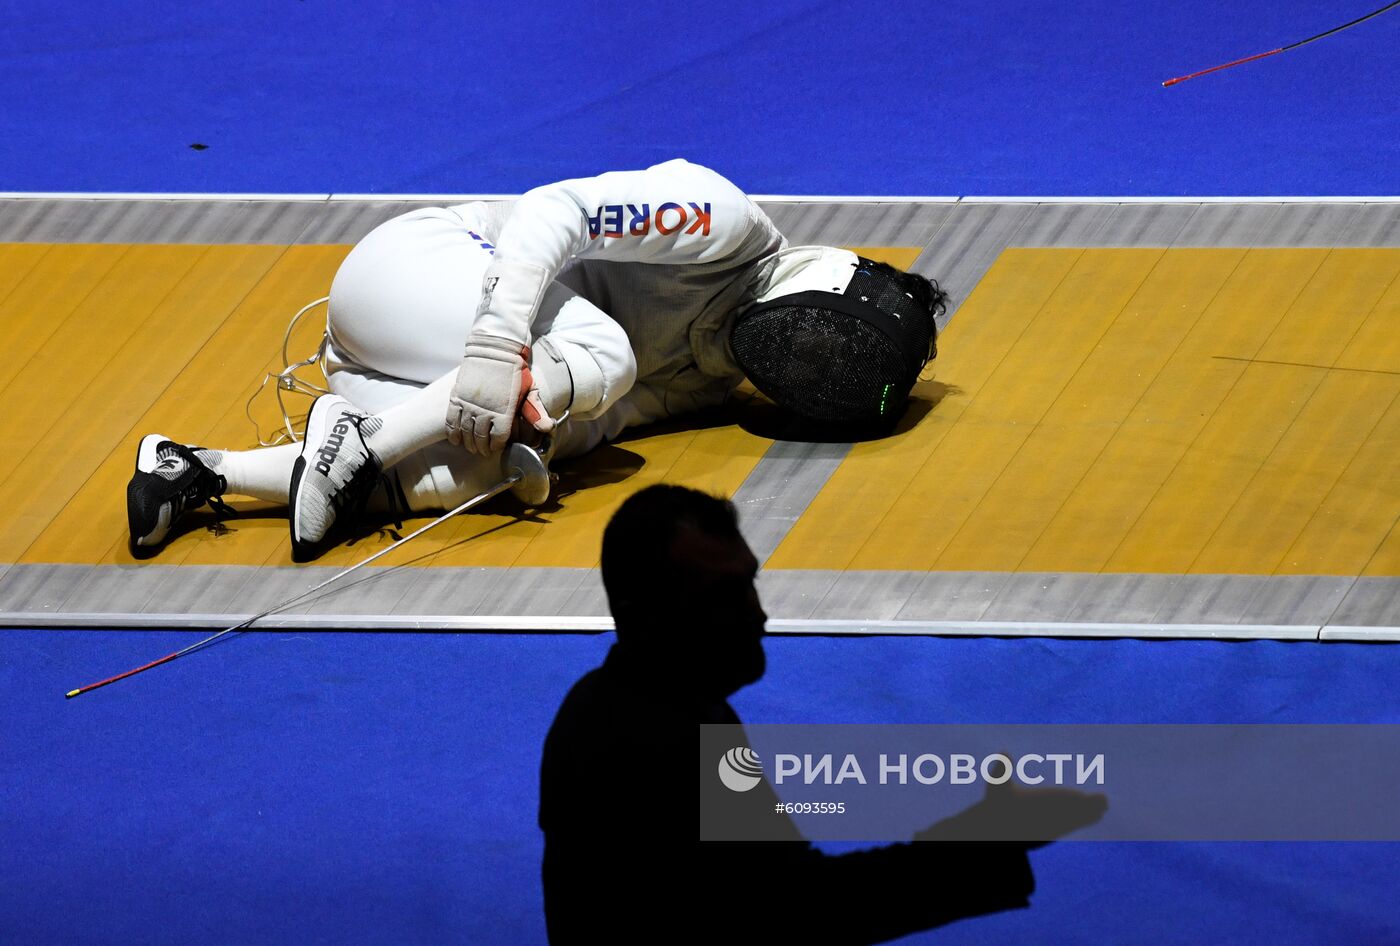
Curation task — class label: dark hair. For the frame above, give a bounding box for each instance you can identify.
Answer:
[849,258,947,367]
[601,485,741,630]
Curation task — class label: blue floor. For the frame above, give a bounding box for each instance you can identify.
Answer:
[5,630,1399,944]
[4,1,1400,941]
[2,1,1397,195]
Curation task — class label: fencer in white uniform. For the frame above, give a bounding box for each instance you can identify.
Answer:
[125,159,942,557]
[321,158,791,496]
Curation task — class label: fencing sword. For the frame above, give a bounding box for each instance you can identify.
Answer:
[65,426,564,700]
[1162,1,1400,87]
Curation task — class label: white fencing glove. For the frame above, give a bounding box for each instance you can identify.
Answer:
[447,259,552,455]
[447,334,533,454]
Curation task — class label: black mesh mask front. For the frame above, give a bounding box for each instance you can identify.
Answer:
[729,258,936,429]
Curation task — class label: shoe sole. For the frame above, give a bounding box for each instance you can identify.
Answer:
[289,395,337,555]
[289,393,364,558]
[288,452,313,559]
[128,433,173,547]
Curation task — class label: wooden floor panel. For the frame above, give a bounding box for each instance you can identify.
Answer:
[0,244,130,393]
[20,245,291,564]
[1022,249,1329,572]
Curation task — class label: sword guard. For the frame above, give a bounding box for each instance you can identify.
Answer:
[505,441,552,507]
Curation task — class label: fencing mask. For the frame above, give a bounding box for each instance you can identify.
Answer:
[729,256,943,430]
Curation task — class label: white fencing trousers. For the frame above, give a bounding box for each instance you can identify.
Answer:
[323,205,638,511]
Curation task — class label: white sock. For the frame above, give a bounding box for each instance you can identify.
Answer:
[355,337,594,472]
[205,443,299,503]
[202,434,466,520]
[362,372,456,469]
[384,444,507,514]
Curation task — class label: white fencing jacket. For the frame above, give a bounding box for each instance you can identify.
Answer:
[459,159,859,450]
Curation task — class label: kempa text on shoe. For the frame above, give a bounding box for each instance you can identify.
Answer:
[315,413,359,476]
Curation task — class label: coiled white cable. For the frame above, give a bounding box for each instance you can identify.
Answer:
[244,295,332,446]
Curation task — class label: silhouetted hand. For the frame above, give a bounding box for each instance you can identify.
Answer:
[914,759,1107,848]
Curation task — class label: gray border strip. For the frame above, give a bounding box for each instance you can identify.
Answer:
[4,611,1394,641]
[730,441,853,564]
[2,565,1396,639]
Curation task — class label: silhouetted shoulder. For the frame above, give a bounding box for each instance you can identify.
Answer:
[540,649,695,837]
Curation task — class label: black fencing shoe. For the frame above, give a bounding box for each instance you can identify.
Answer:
[288,394,383,559]
[126,435,234,551]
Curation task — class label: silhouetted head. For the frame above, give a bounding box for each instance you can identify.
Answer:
[601,485,767,698]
